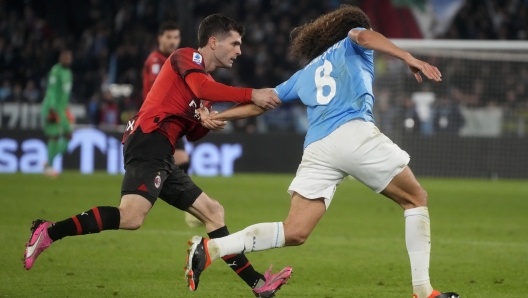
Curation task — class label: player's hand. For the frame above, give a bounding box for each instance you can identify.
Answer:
[197,107,226,132]
[404,55,442,83]
[251,88,281,110]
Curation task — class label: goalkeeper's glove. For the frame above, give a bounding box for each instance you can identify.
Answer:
[46,109,59,123]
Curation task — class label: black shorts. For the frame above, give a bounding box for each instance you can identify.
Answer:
[174,138,185,151]
[121,128,202,210]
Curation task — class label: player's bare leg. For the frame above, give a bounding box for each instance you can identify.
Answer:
[381,166,458,298]
[185,192,224,232]
[173,146,202,228]
[381,166,427,210]
[185,192,269,293]
[186,192,324,295]
[117,194,153,230]
[283,193,326,246]
[192,192,325,258]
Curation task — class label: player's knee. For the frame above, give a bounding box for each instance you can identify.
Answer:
[210,199,225,224]
[286,232,309,246]
[202,197,224,226]
[405,188,428,209]
[118,206,146,230]
[283,225,310,246]
[413,188,428,207]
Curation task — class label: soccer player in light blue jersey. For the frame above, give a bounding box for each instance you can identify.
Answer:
[186,6,459,298]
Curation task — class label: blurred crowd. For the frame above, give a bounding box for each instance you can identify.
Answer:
[372,55,528,136]
[443,0,528,40]
[1,0,527,135]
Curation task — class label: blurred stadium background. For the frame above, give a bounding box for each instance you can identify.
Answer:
[1,0,527,178]
[1,1,528,297]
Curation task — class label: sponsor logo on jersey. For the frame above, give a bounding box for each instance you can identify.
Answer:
[192,52,203,65]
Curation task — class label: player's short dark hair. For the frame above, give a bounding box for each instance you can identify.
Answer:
[197,14,245,48]
[290,5,372,61]
[158,21,179,35]
[60,48,72,56]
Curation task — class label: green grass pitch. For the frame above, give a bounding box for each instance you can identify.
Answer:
[1,173,527,297]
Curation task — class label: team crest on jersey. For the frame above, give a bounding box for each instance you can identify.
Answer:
[192,52,203,65]
[154,173,161,188]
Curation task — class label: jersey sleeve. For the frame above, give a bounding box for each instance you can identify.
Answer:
[274,70,301,103]
[186,123,210,142]
[185,73,252,103]
[348,27,369,53]
[170,48,252,103]
[170,48,207,79]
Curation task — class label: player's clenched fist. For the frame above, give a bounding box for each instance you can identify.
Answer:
[251,88,281,110]
[197,107,226,132]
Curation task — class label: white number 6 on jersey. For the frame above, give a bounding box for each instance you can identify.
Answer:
[314,60,337,104]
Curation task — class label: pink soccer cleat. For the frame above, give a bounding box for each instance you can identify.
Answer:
[413,290,460,298]
[24,219,54,270]
[252,265,293,298]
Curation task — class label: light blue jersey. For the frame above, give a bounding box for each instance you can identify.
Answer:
[274,28,375,148]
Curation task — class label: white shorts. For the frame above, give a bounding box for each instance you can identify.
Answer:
[288,120,410,208]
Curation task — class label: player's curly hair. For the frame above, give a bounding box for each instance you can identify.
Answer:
[198,14,245,48]
[290,5,371,61]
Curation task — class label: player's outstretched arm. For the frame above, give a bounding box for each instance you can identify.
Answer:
[348,29,442,83]
[251,88,281,110]
[197,103,266,132]
[213,103,267,121]
[185,73,280,109]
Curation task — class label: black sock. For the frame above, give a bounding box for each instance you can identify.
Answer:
[208,226,264,288]
[179,162,190,174]
[47,206,120,241]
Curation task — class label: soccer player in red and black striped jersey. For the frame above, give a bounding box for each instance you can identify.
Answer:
[24,14,288,297]
[142,22,181,101]
[143,22,191,173]
[142,21,200,227]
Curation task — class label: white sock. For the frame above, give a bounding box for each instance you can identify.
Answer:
[404,207,433,298]
[207,222,285,260]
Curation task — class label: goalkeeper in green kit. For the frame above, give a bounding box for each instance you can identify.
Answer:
[42,50,73,177]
